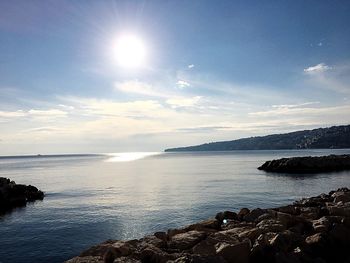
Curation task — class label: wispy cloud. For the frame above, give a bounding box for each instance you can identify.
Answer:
[188,64,194,69]
[166,96,201,108]
[303,62,350,94]
[58,104,75,110]
[304,63,331,74]
[272,101,320,109]
[250,104,350,118]
[0,110,26,118]
[176,80,191,88]
[23,126,64,133]
[114,80,163,97]
[0,109,67,120]
[28,109,67,117]
[176,126,230,133]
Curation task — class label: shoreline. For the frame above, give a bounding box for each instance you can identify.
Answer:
[66,188,350,263]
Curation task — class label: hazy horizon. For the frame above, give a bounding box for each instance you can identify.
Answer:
[1,1,350,155]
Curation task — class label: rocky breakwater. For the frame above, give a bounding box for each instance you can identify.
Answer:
[258,154,350,173]
[0,177,44,214]
[66,188,350,263]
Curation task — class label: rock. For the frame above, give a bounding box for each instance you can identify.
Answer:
[192,239,216,256]
[329,224,350,247]
[288,220,313,235]
[304,233,329,258]
[300,207,320,220]
[80,240,116,257]
[237,208,250,220]
[209,231,240,244]
[168,231,207,250]
[220,220,254,231]
[170,254,226,263]
[256,212,275,223]
[24,185,44,201]
[270,230,301,252]
[312,217,330,232]
[65,188,350,263]
[274,252,301,263]
[258,154,350,173]
[327,205,350,217]
[186,219,221,232]
[114,257,141,263]
[65,256,103,263]
[332,191,350,203]
[102,240,135,262]
[168,219,220,239]
[168,228,187,238]
[257,219,286,233]
[341,217,350,228]
[238,227,263,242]
[219,226,253,239]
[139,235,167,249]
[154,231,168,241]
[276,205,300,215]
[276,212,297,227]
[243,208,266,222]
[216,241,250,263]
[215,211,238,222]
[305,233,325,245]
[139,244,173,263]
[192,230,241,256]
[0,177,44,214]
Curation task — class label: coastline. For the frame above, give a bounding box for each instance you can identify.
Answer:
[66,188,350,263]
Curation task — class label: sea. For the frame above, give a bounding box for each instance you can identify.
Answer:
[0,149,350,263]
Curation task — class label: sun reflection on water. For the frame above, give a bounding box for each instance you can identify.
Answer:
[105,152,162,162]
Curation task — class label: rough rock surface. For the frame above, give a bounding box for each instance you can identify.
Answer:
[66,188,350,263]
[258,154,350,173]
[0,177,44,214]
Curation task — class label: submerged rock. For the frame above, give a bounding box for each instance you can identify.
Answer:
[0,177,44,214]
[66,188,350,263]
[258,154,350,173]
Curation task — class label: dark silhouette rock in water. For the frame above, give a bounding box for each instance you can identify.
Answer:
[0,177,44,214]
[65,188,350,263]
[258,154,350,173]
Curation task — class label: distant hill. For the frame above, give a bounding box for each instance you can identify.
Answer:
[164,125,350,152]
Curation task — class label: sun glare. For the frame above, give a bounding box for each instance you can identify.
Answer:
[113,34,146,69]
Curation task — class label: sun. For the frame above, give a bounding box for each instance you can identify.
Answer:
[113,34,146,69]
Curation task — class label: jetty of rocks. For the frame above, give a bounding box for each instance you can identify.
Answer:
[0,177,44,214]
[258,154,350,173]
[66,187,350,263]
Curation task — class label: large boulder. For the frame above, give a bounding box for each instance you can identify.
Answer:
[258,154,350,173]
[243,208,266,222]
[312,217,330,233]
[168,230,207,250]
[332,191,350,203]
[0,177,44,214]
[215,211,238,223]
[257,219,286,233]
[215,241,250,263]
[270,230,301,252]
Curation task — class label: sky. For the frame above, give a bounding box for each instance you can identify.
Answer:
[0,0,350,155]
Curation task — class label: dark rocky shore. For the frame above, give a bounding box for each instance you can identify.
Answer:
[66,188,350,263]
[0,177,44,214]
[258,154,350,173]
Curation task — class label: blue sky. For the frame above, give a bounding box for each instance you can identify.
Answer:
[0,0,350,154]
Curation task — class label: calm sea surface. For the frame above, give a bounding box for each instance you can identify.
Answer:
[1,150,350,263]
